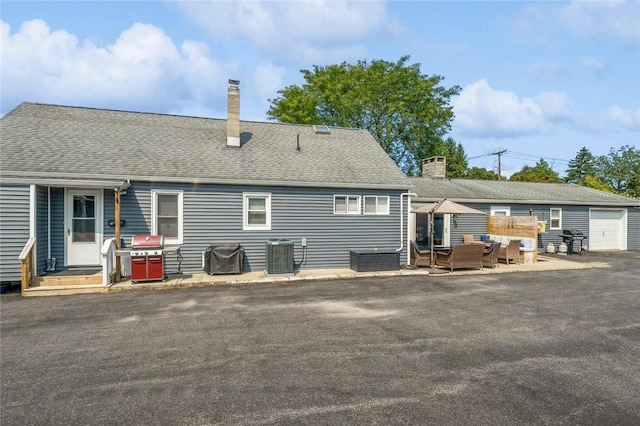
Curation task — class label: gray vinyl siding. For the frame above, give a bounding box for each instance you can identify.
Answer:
[36,186,49,274]
[102,181,407,273]
[0,184,31,283]
[628,207,640,250]
[479,204,591,250]
[535,205,589,250]
[49,188,65,269]
[450,212,489,245]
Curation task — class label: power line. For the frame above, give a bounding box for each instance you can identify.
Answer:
[468,150,571,171]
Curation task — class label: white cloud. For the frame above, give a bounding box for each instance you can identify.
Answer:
[526,61,572,81]
[176,0,393,63]
[452,80,576,138]
[559,0,640,45]
[607,106,640,130]
[513,0,640,47]
[0,19,234,115]
[248,61,286,118]
[581,56,608,78]
[533,91,573,122]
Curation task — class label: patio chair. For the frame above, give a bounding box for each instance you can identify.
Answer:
[463,234,476,244]
[410,241,431,267]
[435,243,484,272]
[482,241,501,269]
[498,239,521,265]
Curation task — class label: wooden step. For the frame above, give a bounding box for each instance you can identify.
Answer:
[23,284,108,297]
[34,274,102,286]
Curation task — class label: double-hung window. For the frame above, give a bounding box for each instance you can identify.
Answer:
[363,196,390,215]
[151,190,183,244]
[334,195,360,214]
[550,208,562,229]
[243,193,271,230]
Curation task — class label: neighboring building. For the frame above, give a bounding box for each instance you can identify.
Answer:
[0,84,414,284]
[410,157,640,251]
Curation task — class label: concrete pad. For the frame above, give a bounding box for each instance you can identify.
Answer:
[109,254,607,292]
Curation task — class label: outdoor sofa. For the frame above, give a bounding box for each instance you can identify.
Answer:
[435,243,484,272]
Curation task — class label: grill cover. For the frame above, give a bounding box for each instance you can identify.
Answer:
[204,243,244,275]
[131,235,165,249]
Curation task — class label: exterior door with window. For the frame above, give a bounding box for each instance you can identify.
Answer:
[65,189,103,266]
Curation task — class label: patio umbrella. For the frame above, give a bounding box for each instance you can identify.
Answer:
[412,199,487,216]
[412,199,486,268]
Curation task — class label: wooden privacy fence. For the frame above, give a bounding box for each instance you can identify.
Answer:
[488,215,539,263]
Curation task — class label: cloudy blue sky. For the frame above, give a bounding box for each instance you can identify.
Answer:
[2,0,639,177]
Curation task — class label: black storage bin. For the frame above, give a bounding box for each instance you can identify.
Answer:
[350,250,400,272]
[204,243,244,275]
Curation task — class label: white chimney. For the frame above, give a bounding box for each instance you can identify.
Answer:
[227,79,240,148]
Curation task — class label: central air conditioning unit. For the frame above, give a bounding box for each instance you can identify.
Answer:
[265,239,294,275]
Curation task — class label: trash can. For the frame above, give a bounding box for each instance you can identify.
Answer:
[204,243,244,275]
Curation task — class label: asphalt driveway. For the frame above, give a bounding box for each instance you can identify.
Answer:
[2,251,639,425]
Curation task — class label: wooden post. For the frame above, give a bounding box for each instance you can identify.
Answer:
[115,189,122,281]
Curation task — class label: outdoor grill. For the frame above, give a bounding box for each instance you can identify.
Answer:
[130,235,165,282]
[559,229,587,255]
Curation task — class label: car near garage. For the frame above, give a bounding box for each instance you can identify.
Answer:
[589,209,627,250]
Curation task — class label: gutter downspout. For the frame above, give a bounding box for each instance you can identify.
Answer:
[397,192,417,265]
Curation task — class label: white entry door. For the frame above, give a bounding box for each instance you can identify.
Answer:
[65,189,103,266]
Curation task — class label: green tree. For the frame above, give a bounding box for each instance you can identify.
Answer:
[581,175,615,193]
[565,147,597,184]
[596,145,640,198]
[509,159,561,183]
[267,56,461,175]
[464,167,499,180]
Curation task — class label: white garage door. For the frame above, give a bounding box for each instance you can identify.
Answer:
[589,209,626,250]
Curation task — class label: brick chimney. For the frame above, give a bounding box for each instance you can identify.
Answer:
[226,79,240,148]
[422,156,447,178]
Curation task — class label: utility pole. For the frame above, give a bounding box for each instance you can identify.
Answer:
[491,149,507,180]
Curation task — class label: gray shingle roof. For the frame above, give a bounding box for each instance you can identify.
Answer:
[0,103,411,190]
[409,177,640,207]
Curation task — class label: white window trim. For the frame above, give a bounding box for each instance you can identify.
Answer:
[363,196,390,215]
[243,192,272,230]
[151,190,184,244]
[549,208,562,230]
[334,195,361,215]
[490,206,511,216]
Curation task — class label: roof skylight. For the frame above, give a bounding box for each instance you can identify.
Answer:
[313,125,330,134]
